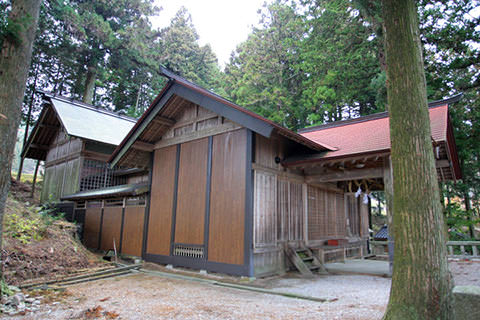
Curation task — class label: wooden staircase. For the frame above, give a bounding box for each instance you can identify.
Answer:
[285,246,328,277]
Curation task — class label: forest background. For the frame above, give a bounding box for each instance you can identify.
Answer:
[1,0,479,238]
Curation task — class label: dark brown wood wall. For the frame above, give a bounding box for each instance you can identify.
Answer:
[122,206,145,256]
[174,138,208,245]
[83,207,102,249]
[146,145,177,255]
[100,207,122,251]
[208,130,246,265]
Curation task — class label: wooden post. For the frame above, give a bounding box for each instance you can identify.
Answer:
[17,156,25,182]
[30,160,40,198]
[383,156,394,276]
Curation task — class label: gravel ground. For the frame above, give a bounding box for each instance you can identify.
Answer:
[4,260,479,320]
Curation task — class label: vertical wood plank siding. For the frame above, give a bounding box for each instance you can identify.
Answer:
[146,145,177,255]
[174,138,208,245]
[83,207,102,249]
[254,171,277,247]
[287,181,304,241]
[208,130,246,265]
[122,206,145,256]
[99,207,122,251]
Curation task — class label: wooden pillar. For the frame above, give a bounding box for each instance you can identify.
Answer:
[30,160,40,198]
[383,156,394,276]
[17,156,25,182]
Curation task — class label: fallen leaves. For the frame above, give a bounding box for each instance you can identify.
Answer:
[83,305,119,319]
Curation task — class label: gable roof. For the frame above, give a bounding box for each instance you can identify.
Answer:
[109,67,335,167]
[50,96,136,145]
[21,93,136,160]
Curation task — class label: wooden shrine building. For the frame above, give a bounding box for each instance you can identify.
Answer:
[20,92,137,206]
[59,69,462,277]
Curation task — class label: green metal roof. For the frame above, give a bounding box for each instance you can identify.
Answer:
[61,183,149,201]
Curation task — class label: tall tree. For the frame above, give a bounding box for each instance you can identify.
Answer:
[223,0,384,130]
[223,1,306,129]
[300,0,382,123]
[0,0,41,292]
[381,1,453,319]
[420,0,480,238]
[158,7,222,93]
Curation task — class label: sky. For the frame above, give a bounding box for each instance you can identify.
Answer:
[152,0,267,67]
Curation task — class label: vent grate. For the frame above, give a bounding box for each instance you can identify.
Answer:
[173,244,204,259]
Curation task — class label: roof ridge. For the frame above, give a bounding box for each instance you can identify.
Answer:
[298,94,462,134]
[38,91,137,123]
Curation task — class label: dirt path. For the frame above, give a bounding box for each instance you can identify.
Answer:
[5,261,479,320]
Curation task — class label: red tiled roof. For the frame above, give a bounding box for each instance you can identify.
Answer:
[299,104,449,160]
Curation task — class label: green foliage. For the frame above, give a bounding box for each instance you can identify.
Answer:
[223,0,384,130]
[3,197,64,244]
[1,279,14,297]
[420,0,480,224]
[0,1,36,48]
[445,202,479,239]
[22,1,223,121]
[4,208,43,244]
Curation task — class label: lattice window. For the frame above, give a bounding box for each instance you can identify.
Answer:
[75,201,86,209]
[80,159,127,191]
[173,244,204,259]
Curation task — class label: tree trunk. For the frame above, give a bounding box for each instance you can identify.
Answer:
[381,1,453,319]
[83,64,96,104]
[17,66,39,181]
[0,0,41,293]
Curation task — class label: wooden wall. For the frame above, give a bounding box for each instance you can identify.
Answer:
[174,138,208,245]
[145,126,248,268]
[80,198,146,256]
[146,145,177,256]
[252,132,369,276]
[278,179,304,242]
[122,206,145,256]
[99,206,122,251]
[254,171,276,247]
[83,205,102,249]
[42,128,83,202]
[208,130,246,265]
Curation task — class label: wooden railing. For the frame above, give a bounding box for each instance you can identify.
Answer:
[369,240,480,259]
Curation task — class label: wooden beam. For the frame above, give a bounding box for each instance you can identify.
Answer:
[30,143,49,150]
[305,167,383,183]
[152,116,175,127]
[132,141,154,152]
[154,121,242,149]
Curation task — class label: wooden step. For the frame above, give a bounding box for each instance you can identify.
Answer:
[285,246,328,277]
